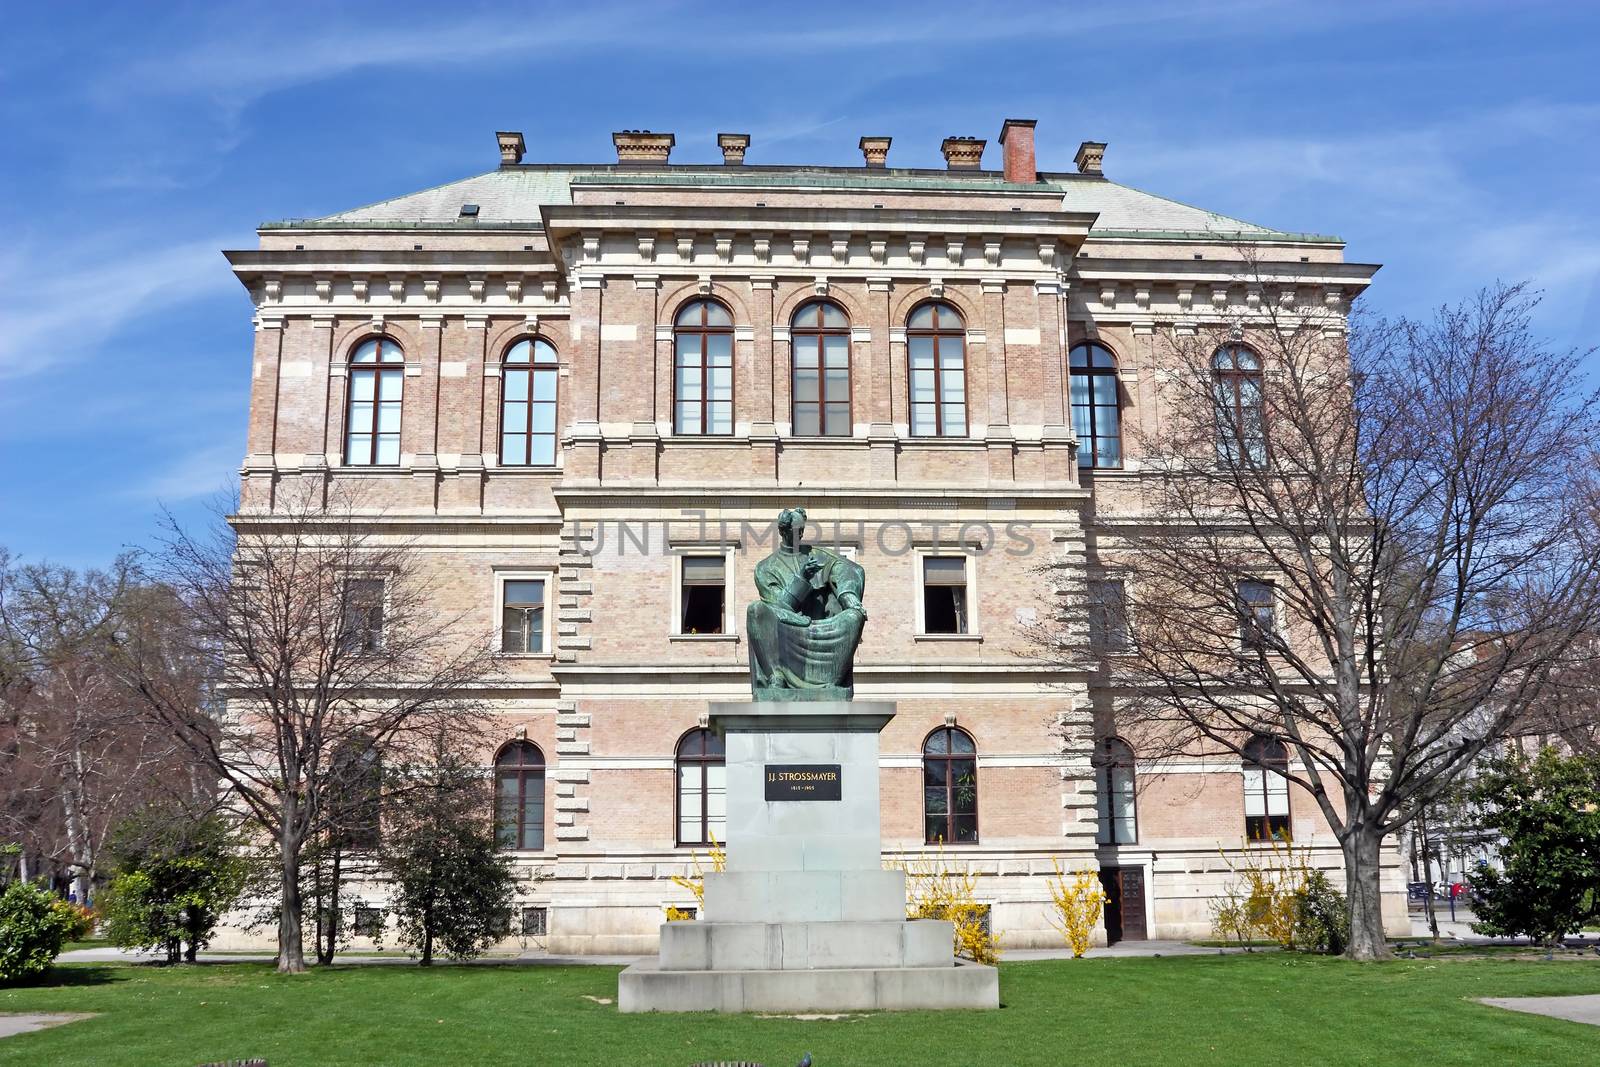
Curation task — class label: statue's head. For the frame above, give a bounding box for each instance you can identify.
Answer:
[777,507,807,543]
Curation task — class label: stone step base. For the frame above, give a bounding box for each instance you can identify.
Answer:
[618,959,1000,1014]
[659,918,953,971]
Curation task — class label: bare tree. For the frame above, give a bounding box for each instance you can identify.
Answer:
[0,553,189,901]
[115,487,499,973]
[1042,279,1600,959]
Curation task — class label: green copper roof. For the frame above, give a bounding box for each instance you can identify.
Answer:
[281,164,1334,242]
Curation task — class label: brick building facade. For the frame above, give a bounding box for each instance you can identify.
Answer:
[221,121,1405,951]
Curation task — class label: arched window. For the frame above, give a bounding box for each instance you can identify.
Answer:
[790,300,851,436]
[501,338,559,466]
[345,338,404,465]
[923,725,978,844]
[907,302,967,437]
[1212,344,1264,463]
[675,728,726,847]
[673,299,734,435]
[1242,735,1290,842]
[1094,737,1137,845]
[494,741,545,851]
[1069,341,1123,469]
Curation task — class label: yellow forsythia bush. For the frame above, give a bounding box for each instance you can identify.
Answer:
[1208,834,1310,948]
[1046,859,1107,958]
[667,834,726,918]
[896,851,1000,965]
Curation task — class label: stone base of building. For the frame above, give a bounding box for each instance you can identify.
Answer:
[617,957,1000,1013]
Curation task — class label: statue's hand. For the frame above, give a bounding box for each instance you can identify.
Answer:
[802,557,823,580]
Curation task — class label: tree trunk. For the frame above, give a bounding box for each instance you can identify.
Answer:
[61,775,93,905]
[1418,811,1440,941]
[278,825,307,974]
[1343,826,1392,960]
[316,846,342,966]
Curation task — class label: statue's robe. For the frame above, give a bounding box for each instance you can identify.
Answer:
[746,545,866,700]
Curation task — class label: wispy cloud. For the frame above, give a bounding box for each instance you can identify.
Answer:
[120,440,241,505]
[0,236,236,380]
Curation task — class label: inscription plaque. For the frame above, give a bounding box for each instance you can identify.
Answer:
[764,763,843,801]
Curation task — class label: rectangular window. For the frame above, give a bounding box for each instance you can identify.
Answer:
[680,555,726,635]
[922,556,969,634]
[520,906,548,937]
[1096,767,1137,845]
[500,578,547,654]
[341,578,385,653]
[1243,765,1291,842]
[1237,580,1276,649]
[353,905,383,938]
[1088,579,1129,652]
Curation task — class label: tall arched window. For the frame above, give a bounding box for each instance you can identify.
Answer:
[494,741,546,851]
[1212,344,1264,463]
[1069,341,1122,469]
[907,302,967,437]
[1094,737,1137,845]
[501,338,559,466]
[791,300,852,436]
[674,299,734,435]
[675,728,726,847]
[923,725,978,844]
[1242,735,1290,842]
[345,338,404,465]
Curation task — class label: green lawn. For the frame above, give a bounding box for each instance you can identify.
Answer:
[3,955,1599,1066]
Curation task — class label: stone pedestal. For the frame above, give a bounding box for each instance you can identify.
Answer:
[618,700,999,1013]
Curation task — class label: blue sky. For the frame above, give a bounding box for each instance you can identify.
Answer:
[2,1,1597,568]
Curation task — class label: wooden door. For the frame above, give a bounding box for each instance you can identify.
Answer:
[1099,867,1147,944]
[1117,867,1148,941]
[1099,868,1124,944]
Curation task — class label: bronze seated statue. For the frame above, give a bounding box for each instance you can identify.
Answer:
[746,507,867,702]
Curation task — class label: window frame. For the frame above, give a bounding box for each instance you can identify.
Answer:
[671,549,737,638]
[790,299,853,437]
[1242,735,1291,843]
[495,570,553,656]
[673,298,736,436]
[1237,578,1278,650]
[1069,340,1124,470]
[674,727,727,848]
[1094,736,1138,845]
[1212,343,1265,464]
[498,336,560,468]
[339,576,387,655]
[906,301,968,438]
[914,551,979,638]
[343,337,405,467]
[494,740,547,852]
[922,725,980,845]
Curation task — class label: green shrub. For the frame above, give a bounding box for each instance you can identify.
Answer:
[0,881,75,984]
[1291,869,1350,955]
[102,810,247,963]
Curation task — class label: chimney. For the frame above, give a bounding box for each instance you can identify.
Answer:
[940,136,986,170]
[1074,141,1106,176]
[612,130,675,165]
[859,135,892,168]
[496,131,525,166]
[717,132,750,165]
[999,119,1037,183]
